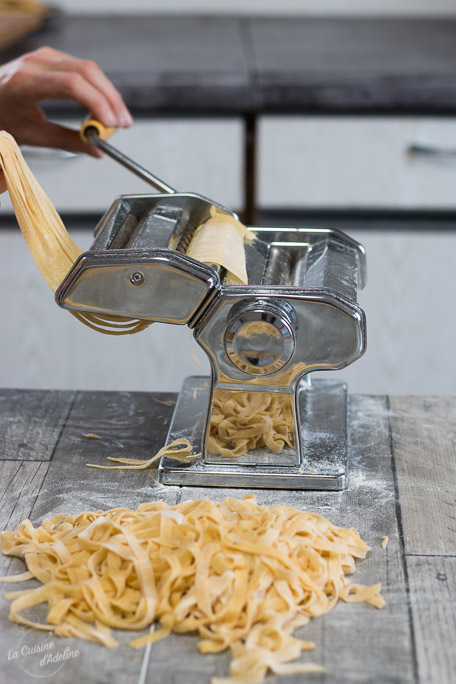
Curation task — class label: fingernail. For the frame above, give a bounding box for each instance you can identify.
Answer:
[120,111,133,127]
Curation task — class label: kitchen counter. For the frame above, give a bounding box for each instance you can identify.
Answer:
[0,388,454,683]
[2,16,456,115]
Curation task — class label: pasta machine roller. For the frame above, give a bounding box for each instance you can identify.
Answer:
[56,190,366,490]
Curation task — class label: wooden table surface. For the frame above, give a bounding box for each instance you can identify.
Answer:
[0,388,454,684]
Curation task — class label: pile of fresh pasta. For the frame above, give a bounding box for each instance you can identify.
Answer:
[0,495,384,684]
[208,391,295,457]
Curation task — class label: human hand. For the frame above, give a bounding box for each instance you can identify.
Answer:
[0,46,133,158]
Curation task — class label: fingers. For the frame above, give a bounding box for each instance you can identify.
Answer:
[0,46,133,154]
[32,71,124,128]
[25,121,104,157]
[47,53,133,128]
[15,46,133,130]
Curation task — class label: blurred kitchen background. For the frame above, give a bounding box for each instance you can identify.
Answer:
[1,0,456,395]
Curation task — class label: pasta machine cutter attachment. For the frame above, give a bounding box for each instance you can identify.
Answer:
[56,193,367,490]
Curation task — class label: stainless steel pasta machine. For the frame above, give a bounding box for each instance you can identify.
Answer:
[57,119,366,490]
[56,189,366,490]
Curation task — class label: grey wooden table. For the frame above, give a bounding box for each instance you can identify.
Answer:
[0,388,454,684]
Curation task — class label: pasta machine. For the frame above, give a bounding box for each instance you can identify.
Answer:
[56,190,366,490]
[57,121,366,489]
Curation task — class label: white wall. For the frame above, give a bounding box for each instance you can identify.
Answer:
[56,0,456,17]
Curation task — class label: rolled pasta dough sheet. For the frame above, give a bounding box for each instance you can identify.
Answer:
[186,209,253,285]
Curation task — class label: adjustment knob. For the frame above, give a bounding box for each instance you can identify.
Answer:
[224,299,297,375]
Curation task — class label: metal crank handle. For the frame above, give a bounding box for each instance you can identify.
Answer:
[81,119,176,194]
[80,117,238,220]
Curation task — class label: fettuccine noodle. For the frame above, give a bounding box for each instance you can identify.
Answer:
[0,494,384,684]
[0,130,152,334]
[209,390,295,457]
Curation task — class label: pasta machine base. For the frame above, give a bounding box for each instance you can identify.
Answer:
[158,376,349,490]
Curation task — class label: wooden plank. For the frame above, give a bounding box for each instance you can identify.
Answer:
[0,589,149,684]
[140,394,415,684]
[389,395,456,556]
[0,460,49,574]
[27,390,180,521]
[408,556,456,684]
[0,389,75,461]
[0,391,180,684]
[0,459,57,684]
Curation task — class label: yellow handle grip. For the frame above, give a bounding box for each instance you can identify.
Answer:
[80,118,117,144]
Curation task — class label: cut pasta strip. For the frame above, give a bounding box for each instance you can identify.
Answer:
[0,570,32,582]
[86,437,194,470]
[0,494,384,684]
[0,130,153,335]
